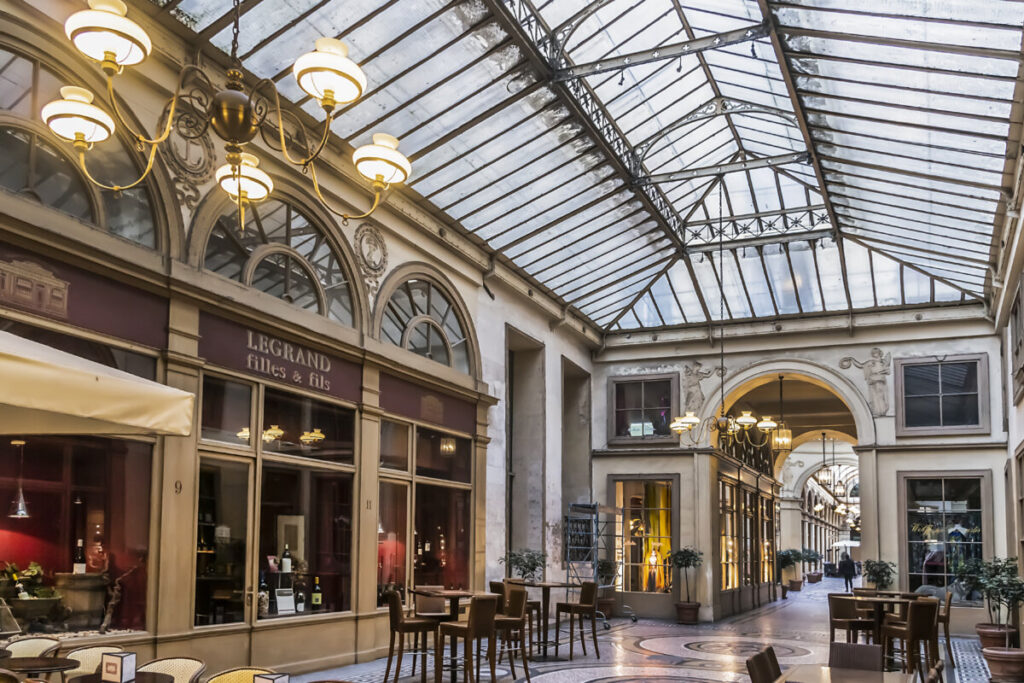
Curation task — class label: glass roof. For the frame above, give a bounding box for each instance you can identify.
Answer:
[151,0,1021,332]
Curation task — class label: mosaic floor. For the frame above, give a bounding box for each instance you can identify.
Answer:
[298,578,986,682]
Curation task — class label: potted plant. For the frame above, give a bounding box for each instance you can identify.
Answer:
[3,561,61,624]
[671,547,703,624]
[862,559,896,590]
[802,548,823,583]
[500,549,546,582]
[778,549,804,591]
[961,557,1024,681]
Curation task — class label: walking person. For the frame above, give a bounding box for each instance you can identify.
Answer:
[839,553,856,592]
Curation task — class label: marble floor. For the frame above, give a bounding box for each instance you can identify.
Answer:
[299,578,985,683]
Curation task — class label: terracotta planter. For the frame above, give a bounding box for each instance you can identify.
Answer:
[983,646,1024,682]
[675,601,700,624]
[979,623,1020,650]
[806,572,822,584]
[788,579,803,591]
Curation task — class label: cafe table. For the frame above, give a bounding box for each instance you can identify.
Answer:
[849,595,910,645]
[2,657,80,677]
[506,578,578,661]
[71,673,174,683]
[0,648,9,658]
[408,587,474,683]
[775,665,913,682]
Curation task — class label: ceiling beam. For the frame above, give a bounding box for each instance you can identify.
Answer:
[686,228,833,254]
[552,22,769,82]
[641,151,809,185]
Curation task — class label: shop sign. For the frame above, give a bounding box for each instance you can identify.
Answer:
[198,312,360,401]
[380,372,475,434]
[0,241,167,347]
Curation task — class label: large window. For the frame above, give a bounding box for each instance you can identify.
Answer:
[609,375,677,442]
[380,279,471,373]
[615,480,672,593]
[720,480,738,591]
[896,356,988,435]
[0,436,151,633]
[377,481,408,606]
[414,484,471,589]
[760,496,775,584]
[905,476,984,604]
[195,459,249,626]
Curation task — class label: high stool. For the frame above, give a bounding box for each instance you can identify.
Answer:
[495,585,532,682]
[435,594,499,683]
[554,581,600,661]
[937,591,955,668]
[882,597,939,679]
[383,590,437,683]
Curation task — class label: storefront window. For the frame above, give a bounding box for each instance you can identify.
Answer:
[614,480,672,593]
[258,463,353,617]
[414,484,470,589]
[377,481,408,606]
[761,496,775,583]
[743,489,755,585]
[195,459,248,626]
[720,480,738,591]
[262,388,355,463]
[201,375,252,445]
[906,476,983,604]
[416,428,470,483]
[0,436,151,633]
[380,420,409,471]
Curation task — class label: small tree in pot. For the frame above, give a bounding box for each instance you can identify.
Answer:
[500,549,546,581]
[862,559,896,590]
[671,547,703,624]
[802,548,823,583]
[777,549,804,591]
[962,557,1024,681]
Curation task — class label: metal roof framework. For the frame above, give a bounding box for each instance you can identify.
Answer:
[150,0,1024,333]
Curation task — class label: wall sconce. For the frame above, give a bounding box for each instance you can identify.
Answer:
[300,428,326,446]
[262,425,284,442]
[440,437,456,456]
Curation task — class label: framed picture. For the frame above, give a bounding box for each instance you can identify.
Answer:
[277,515,305,563]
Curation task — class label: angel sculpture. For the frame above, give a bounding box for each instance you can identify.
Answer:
[839,347,891,417]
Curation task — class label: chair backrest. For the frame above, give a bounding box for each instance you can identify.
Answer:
[828,593,858,620]
[138,657,206,683]
[940,590,953,619]
[5,636,60,657]
[466,595,499,638]
[489,581,506,614]
[504,585,527,619]
[205,667,273,683]
[909,598,940,639]
[414,585,446,615]
[0,669,18,683]
[745,647,781,683]
[384,590,405,630]
[853,587,877,597]
[578,581,598,608]
[829,642,883,671]
[63,645,124,679]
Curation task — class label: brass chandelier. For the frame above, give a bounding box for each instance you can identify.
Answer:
[40,0,410,227]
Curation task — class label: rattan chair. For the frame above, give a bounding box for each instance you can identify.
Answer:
[205,667,273,683]
[62,646,124,682]
[137,657,206,683]
[4,637,60,657]
[554,581,599,661]
[829,642,883,671]
[745,646,782,683]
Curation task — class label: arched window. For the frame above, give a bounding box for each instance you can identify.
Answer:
[380,279,470,373]
[203,197,355,326]
[0,45,157,247]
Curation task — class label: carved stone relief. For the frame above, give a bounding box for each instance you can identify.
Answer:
[354,222,387,297]
[682,361,717,414]
[158,100,215,210]
[839,347,891,417]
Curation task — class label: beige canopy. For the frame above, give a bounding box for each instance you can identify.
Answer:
[0,330,194,436]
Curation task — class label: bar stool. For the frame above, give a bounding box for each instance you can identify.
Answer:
[882,597,939,679]
[384,590,437,683]
[435,594,499,683]
[937,591,955,668]
[488,581,507,614]
[828,594,874,644]
[554,581,600,661]
[495,585,531,682]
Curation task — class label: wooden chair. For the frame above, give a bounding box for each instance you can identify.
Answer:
[882,597,939,680]
[926,659,945,683]
[0,669,19,683]
[435,594,498,683]
[62,646,124,682]
[829,642,883,671]
[383,589,436,683]
[828,594,874,644]
[494,585,531,682]
[137,657,206,683]
[414,585,451,620]
[488,581,507,615]
[4,637,59,657]
[745,646,782,683]
[205,667,273,683]
[936,591,955,668]
[554,581,599,661]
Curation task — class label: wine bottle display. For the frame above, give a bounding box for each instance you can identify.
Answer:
[311,576,322,608]
[281,543,292,573]
[73,538,86,574]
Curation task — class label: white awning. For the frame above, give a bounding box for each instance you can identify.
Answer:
[833,540,860,548]
[0,330,194,436]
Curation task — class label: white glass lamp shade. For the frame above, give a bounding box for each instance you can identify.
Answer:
[42,86,115,143]
[735,410,757,429]
[353,133,411,185]
[669,417,685,434]
[216,153,274,201]
[293,38,367,106]
[65,0,152,67]
[756,416,777,432]
[681,412,701,429]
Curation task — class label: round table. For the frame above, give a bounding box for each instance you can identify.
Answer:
[71,673,174,683]
[0,649,9,659]
[2,657,80,676]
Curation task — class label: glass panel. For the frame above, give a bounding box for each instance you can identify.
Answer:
[615,480,673,593]
[196,458,247,626]
[414,484,470,589]
[250,254,320,314]
[907,512,945,542]
[904,364,940,396]
[942,394,979,426]
[258,463,353,617]
[0,127,93,222]
[908,479,944,510]
[380,420,409,471]
[262,388,356,463]
[377,481,408,606]
[944,479,982,511]
[201,375,252,445]
[615,381,643,411]
[940,362,978,394]
[906,396,941,428]
[643,380,672,409]
[416,428,471,483]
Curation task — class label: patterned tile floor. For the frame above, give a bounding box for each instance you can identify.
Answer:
[298,578,987,682]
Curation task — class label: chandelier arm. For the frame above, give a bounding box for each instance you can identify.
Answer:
[76,141,159,191]
[251,78,334,168]
[307,161,384,223]
[105,64,206,146]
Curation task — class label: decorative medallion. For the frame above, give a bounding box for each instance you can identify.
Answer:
[355,222,388,295]
[157,99,215,209]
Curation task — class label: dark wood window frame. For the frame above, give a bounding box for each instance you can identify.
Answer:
[606,372,679,446]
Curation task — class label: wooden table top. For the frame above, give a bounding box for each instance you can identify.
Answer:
[71,673,174,683]
[849,596,910,605]
[2,657,80,674]
[775,664,913,682]
[506,579,578,588]
[408,587,475,598]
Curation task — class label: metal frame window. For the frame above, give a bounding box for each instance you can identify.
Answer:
[613,478,673,594]
[719,479,739,591]
[607,373,679,444]
[895,354,989,436]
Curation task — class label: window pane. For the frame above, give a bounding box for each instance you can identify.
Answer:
[615,409,645,437]
[251,254,319,314]
[258,464,353,617]
[195,458,247,626]
[380,420,409,471]
[643,380,672,409]
[428,325,451,366]
[615,381,643,410]
[941,394,979,426]
[908,479,943,509]
[905,396,941,427]
[648,408,671,436]
[615,480,673,593]
[947,512,983,542]
[262,388,355,463]
[415,428,470,483]
[907,512,944,541]
[414,484,470,589]
[944,479,982,511]
[940,362,978,393]
[377,481,408,606]
[904,363,939,396]
[201,375,252,445]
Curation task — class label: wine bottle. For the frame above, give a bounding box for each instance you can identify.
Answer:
[296,589,305,613]
[281,543,292,573]
[257,571,270,618]
[73,538,86,574]
[311,576,322,609]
